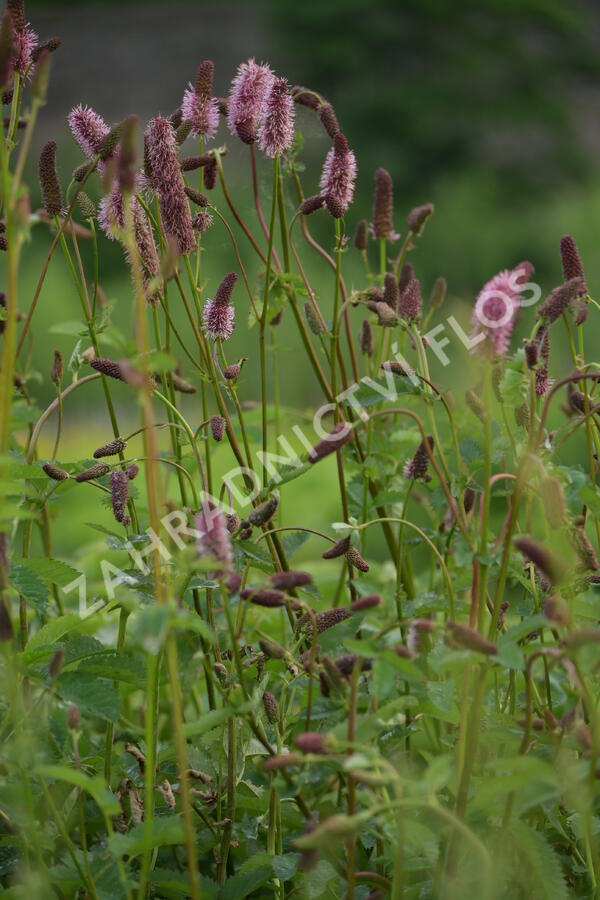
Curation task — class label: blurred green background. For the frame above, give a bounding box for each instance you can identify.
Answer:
[8,0,600,556]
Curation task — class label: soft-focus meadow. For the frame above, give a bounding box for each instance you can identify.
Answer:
[2,1,600,898]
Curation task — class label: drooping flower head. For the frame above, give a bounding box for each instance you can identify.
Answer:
[227,58,274,144]
[318,102,339,138]
[407,202,434,236]
[472,263,530,356]
[192,210,214,234]
[181,59,219,141]
[537,276,584,324]
[372,168,396,240]
[258,77,294,157]
[144,116,196,255]
[319,132,357,218]
[202,271,237,341]
[195,500,233,575]
[68,104,110,159]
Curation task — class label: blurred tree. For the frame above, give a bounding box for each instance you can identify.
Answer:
[264,0,600,201]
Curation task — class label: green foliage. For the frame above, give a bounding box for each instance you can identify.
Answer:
[1,7,600,899]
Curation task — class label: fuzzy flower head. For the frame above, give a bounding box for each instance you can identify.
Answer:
[228,58,274,144]
[97,181,125,239]
[68,104,110,159]
[181,60,219,141]
[192,210,214,234]
[472,263,531,356]
[12,24,37,76]
[258,77,295,157]
[319,132,357,218]
[202,271,237,341]
[195,500,233,575]
[144,116,196,255]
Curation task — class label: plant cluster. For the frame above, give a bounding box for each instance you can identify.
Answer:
[0,2,600,898]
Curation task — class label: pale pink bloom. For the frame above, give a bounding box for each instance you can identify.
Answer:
[202,272,237,341]
[192,210,214,234]
[227,58,274,144]
[181,60,219,140]
[472,263,532,355]
[133,201,160,301]
[144,116,196,255]
[12,25,37,76]
[258,77,294,157]
[195,500,233,574]
[97,181,125,239]
[68,104,110,158]
[319,132,357,218]
[98,184,159,301]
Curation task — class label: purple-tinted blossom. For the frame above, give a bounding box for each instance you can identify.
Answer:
[144,116,196,255]
[202,271,237,341]
[181,60,219,141]
[97,181,125,238]
[372,167,397,240]
[560,234,586,292]
[192,210,214,234]
[319,132,357,218]
[68,104,110,159]
[258,77,294,157]
[12,24,36,76]
[472,264,530,355]
[195,500,233,574]
[398,278,422,323]
[407,202,434,235]
[403,436,434,480]
[228,58,274,144]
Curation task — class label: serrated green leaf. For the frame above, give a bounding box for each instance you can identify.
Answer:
[55,671,121,722]
[9,562,49,612]
[510,821,568,900]
[22,611,85,656]
[12,557,82,588]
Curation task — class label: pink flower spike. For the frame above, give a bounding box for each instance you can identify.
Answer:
[258,77,295,158]
[227,58,274,144]
[472,263,530,356]
[97,181,125,240]
[181,60,219,141]
[202,272,237,342]
[68,104,110,158]
[12,25,37,77]
[195,500,233,575]
[144,116,196,255]
[319,132,357,218]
